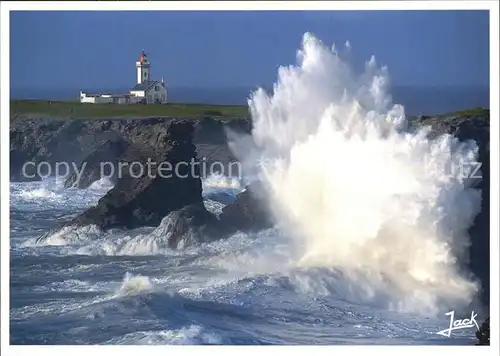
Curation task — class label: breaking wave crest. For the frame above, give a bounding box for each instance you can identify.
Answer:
[229,33,483,315]
[113,272,155,298]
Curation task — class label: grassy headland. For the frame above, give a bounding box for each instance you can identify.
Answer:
[439,106,490,119]
[10,100,489,123]
[10,99,250,120]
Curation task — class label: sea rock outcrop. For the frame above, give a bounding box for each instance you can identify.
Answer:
[161,203,224,249]
[36,120,228,249]
[70,121,204,230]
[218,181,274,233]
[475,317,490,345]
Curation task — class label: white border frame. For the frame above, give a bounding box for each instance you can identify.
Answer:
[1,1,498,355]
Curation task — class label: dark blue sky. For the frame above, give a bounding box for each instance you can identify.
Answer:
[10,10,489,91]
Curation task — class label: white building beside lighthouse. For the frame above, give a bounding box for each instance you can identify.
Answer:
[80,50,168,104]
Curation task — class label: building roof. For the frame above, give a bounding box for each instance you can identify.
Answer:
[110,93,135,98]
[130,80,160,91]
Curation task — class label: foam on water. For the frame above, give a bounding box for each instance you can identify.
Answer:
[113,272,155,298]
[104,325,223,345]
[11,177,115,211]
[203,199,226,215]
[19,187,61,200]
[55,214,196,256]
[202,173,243,192]
[28,175,236,251]
[29,224,103,247]
[31,279,99,293]
[87,177,115,190]
[229,33,483,315]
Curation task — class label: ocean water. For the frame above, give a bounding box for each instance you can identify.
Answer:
[8,177,481,345]
[10,33,487,345]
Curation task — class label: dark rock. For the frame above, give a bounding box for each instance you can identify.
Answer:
[161,203,223,249]
[10,148,41,182]
[70,121,204,230]
[419,114,490,307]
[192,117,251,177]
[454,118,490,309]
[475,317,490,345]
[10,115,252,182]
[10,116,123,180]
[219,181,274,233]
[63,138,129,188]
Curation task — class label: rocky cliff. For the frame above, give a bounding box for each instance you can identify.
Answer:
[410,111,490,308]
[10,115,251,184]
[11,110,490,313]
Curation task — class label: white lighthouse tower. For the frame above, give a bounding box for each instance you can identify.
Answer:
[136,50,150,84]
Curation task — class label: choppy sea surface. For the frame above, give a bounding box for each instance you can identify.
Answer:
[9,32,488,346]
[10,177,478,345]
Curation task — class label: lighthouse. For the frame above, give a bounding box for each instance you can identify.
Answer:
[80,49,167,104]
[136,50,150,84]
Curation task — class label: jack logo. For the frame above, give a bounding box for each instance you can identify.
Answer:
[436,310,480,337]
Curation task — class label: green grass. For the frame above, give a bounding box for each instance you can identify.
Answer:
[11,100,489,122]
[10,99,250,120]
[408,107,489,124]
[441,107,490,119]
